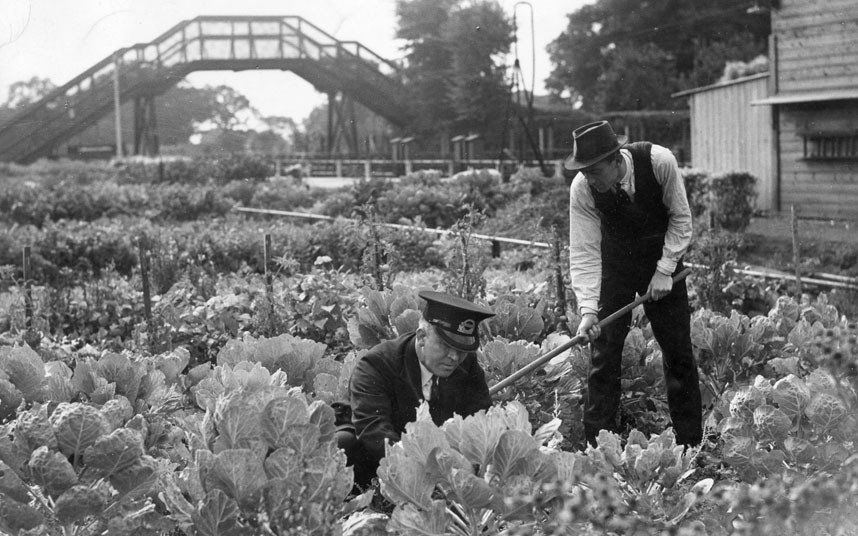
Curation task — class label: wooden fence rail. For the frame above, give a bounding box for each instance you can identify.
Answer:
[234,206,858,291]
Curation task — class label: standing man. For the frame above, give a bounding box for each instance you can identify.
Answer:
[336,290,495,489]
[564,120,702,447]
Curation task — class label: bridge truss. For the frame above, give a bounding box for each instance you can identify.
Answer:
[0,16,411,163]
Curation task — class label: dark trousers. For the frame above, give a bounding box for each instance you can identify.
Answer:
[335,427,379,491]
[584,262,702,447]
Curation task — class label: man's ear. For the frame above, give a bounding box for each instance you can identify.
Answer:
[415,327,427,346]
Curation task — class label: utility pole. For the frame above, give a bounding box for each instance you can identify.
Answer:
[113,51,124,158]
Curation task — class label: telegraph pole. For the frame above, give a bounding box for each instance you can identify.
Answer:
[113,51,124,158]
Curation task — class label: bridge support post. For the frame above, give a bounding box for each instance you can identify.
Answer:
[327,91,359,156]
[133,95,159,156]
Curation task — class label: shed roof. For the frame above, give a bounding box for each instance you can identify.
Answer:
[671,72,769,98]
[751,89,858,106]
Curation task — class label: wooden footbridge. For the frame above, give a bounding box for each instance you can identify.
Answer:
[0,16,411,163]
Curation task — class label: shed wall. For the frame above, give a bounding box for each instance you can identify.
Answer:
[689,76,774,211]
[778,101,858,219]
[773,0,858,93]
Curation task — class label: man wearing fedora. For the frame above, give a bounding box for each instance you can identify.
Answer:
[565,120,702,448]
[336,290,495,489]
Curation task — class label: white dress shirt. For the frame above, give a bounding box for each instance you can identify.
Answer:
[568,144,693,315]
[419,362,434,401]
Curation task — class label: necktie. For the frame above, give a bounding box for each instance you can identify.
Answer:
[613,183,630,207]
[430,375,440,404]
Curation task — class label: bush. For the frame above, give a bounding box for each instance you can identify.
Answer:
[115,154,274,185]
[680,168,757,232]
[685,228,744,312]
[246,179,322,211]
[681,167,710,220]
[709,171,757,232]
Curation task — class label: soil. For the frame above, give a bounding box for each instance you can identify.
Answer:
[739,214,858,277]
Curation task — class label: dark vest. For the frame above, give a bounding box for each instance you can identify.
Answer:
[590,142,669,271]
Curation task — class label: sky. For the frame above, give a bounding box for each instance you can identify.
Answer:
[0,0,591,124]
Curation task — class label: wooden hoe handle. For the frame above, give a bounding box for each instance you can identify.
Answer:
[488,267,693,395]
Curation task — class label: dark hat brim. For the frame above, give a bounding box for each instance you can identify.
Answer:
[563,135,628,171]
[418,290,494,352]
[433,324,479,352]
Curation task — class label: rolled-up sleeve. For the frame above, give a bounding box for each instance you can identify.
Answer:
[650,145,692,275]
[568,176,603,314]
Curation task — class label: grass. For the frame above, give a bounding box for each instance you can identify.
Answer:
[739,214,858,277]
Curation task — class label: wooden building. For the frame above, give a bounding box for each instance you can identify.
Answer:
[754,0,858,219]
[676,0,858,219]
[673,73,774,211]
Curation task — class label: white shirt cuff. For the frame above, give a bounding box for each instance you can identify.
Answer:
[578,301,600,315]
[656,258,676,276]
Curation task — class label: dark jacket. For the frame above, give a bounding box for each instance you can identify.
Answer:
[349,332,492,461]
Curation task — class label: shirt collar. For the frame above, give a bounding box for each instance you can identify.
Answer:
[419,361,433,387]
[618,149,633,189]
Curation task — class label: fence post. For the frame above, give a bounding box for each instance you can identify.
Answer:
[447,160,455,177]
[138,238,152,323]
[22,246,33,330]
[264,233,276,335]
[491,240,501,258]
[364,160,371,180]
[552,226,570,335]
[264,233,273,291]
[405,160,413,175]
[791,204,803,295]
[335,160,343,178]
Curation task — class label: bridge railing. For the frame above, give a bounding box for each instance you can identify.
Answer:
[0,15,406,162]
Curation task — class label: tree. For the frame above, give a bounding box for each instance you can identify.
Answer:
[208,85,251,131]
[444,2,514,132]
[396,0,460,135]
[592,43,678,111]
[247,130,290,156]
[395,0,513,138]
[157,85,225,145]
[300,100,392,156]
[3,76,56,109]
[546,0,769,111]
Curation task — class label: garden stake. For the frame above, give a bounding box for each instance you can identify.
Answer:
[489,267,693,395]
[137,238,152,323]
[22,246,33,330]
[551,225,570,335]
[791,204,803,295]
[264,233,276,336]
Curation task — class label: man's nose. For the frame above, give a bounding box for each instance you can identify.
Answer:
[448,348,466,360]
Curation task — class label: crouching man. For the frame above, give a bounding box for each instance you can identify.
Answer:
[336,290,495,489]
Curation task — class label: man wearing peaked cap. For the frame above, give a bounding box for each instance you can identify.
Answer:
[336,290,495,490]
[565,120,702,448]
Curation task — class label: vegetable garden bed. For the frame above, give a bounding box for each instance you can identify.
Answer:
[0,159,856,535]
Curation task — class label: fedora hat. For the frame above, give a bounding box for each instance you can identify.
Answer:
[563,121,628,171]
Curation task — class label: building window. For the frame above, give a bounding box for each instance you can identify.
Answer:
[801,131,858,161]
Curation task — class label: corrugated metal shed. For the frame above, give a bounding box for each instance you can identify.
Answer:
[673,73,774,211]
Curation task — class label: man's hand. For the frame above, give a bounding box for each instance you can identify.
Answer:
[648,271,673,301]
[576,313,600,342]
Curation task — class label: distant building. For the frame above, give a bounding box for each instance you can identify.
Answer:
[674,0,858,219]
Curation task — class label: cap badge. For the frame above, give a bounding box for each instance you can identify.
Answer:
[457,319,476,335]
